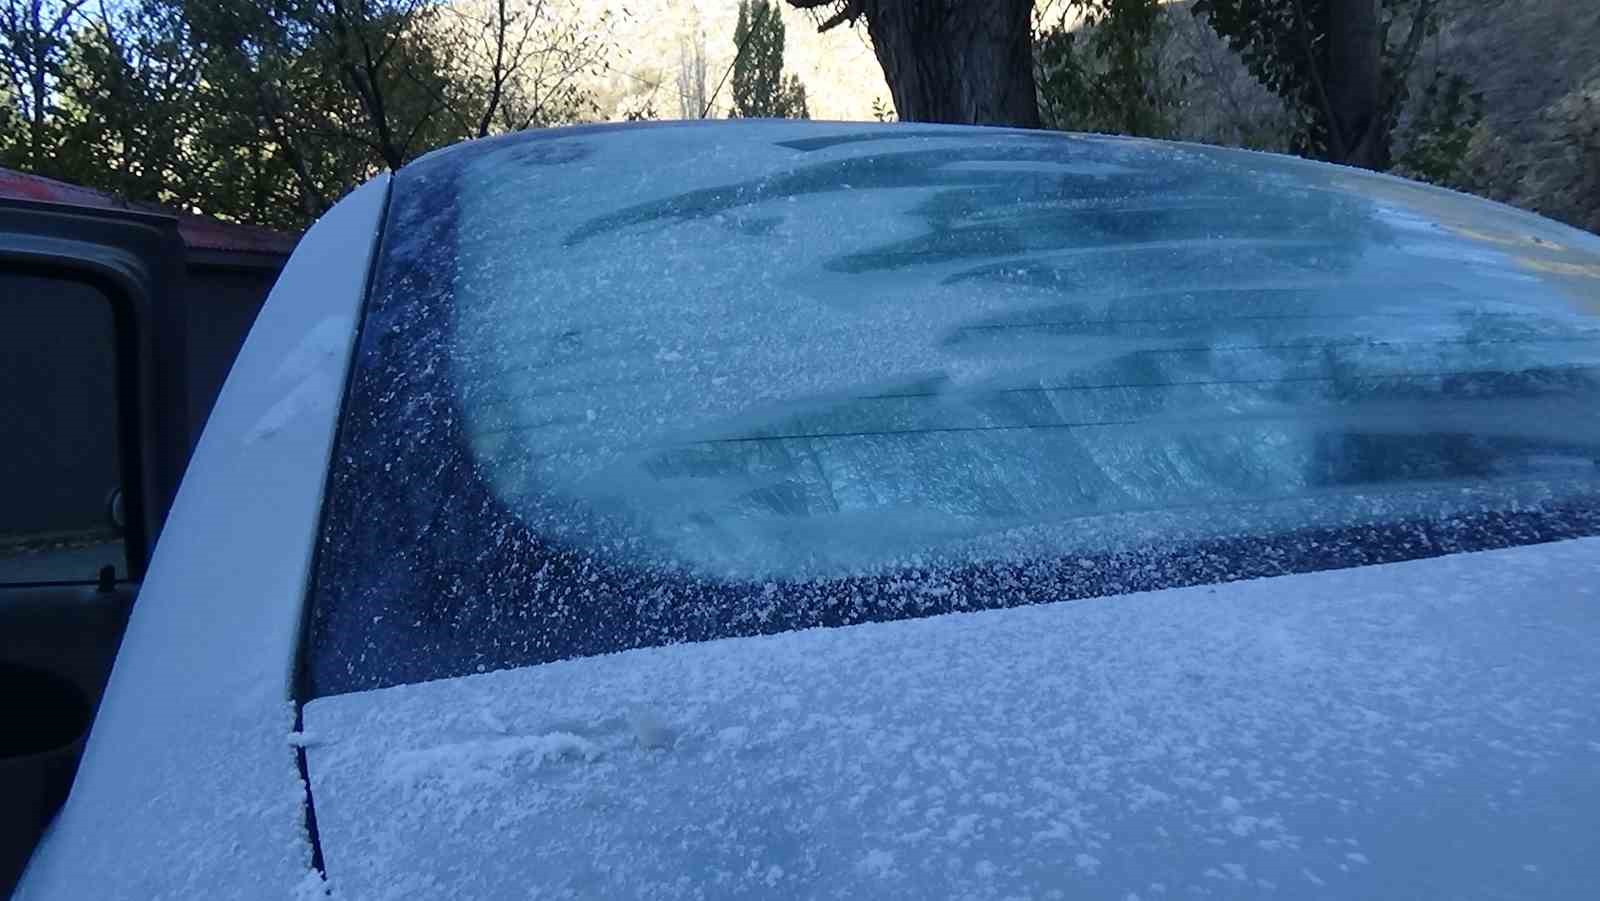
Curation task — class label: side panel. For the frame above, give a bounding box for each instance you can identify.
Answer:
[15,174,389,900]
[183,261,290,450]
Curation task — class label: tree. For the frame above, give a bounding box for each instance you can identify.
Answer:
[172,0,440,220]
[676,28,707,118]
[0,0,90,168]
[1192,0,1439,169]
[1165,3,1296,151]
[730,0,807,119]
[788,0,1039,127]
[55,0,207,206]
[440,0,610,137]
[1391,68,1481,188]
[1,0,612,229]
[1035,0,1180,138]
[184,0,607,225]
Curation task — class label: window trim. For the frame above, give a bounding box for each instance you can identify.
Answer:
[0,199,188,584]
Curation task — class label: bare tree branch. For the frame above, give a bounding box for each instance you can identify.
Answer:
[1291,0,1345,158]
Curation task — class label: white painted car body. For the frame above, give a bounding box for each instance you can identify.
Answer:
[17,175,387,901]
[15,122,1600,899]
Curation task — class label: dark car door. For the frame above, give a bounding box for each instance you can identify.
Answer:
[0,197,189,893]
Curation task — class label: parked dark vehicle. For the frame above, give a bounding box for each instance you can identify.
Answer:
[0,184,291,895]
[12,123,1600,900]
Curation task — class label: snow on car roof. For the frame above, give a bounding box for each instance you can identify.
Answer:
[303,536,1600,900]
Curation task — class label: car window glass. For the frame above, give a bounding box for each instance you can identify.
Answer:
[0,275,126,585]
[306,125,1600,697]
[451,134,1600,579]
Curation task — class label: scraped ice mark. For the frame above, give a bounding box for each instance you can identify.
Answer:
[1302,868,1326,886]
[629,708,676,749]
[1074,853,1101,875]
[1346,852,1370,865]
[246,375,339,443]
[858,849,897,877]
[1229,815,1263,836]
[271,316,354,384]
[1033,821,1075,842]
[245,316,354,444]
[946,813,982,844]
[382,731,600,790]
[1126,782,1171,809]
[717,725,751,749]
[476,708,510,735]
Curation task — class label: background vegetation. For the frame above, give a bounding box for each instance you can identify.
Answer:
[1,0,1593,233]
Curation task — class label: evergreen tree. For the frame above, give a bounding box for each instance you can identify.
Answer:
[729,0,807,119]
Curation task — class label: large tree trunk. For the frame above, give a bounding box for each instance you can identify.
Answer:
[805,0,1039,128]
[1322,0,1385,169]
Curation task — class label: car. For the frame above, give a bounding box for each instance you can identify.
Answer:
[10,120,1600,899]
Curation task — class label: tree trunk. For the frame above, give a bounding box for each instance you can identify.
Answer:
[858,0,1039,128]
[1322,0,1384,168]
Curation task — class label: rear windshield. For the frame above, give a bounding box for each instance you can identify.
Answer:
[304,123,1600,697]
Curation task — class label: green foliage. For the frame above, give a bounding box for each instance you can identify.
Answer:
[729,0,807,119]
[1035,0,1180,138]
[1392,69,1483,189]
[870,96,895,122]
[1555,89,1600,233]
[1191,0,1439,168]
[1578,94,1600,186]
[1190,0,1314,125]
[0,0,611,229]
[0,0,85,171]
[445,0,608,135]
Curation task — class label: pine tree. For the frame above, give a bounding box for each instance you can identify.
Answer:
[729,0,808,119]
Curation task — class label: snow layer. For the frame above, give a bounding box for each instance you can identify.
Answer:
[441,122,1600,580]
[305,536,1600,900]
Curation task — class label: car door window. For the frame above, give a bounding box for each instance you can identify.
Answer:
[0,274,127,585]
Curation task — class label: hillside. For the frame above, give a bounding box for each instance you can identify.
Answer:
[1435,0,1600,231]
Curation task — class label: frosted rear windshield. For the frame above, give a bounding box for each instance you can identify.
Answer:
[304,123,1600,696]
